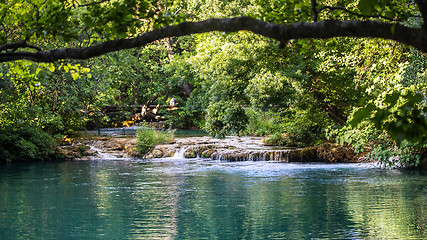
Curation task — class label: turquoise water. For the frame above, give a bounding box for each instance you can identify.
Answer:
[0,159,426,239]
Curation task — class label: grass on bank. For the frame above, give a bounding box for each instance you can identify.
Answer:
[136,127,175,155]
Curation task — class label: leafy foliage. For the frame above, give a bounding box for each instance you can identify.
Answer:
[205,99,248,138]
[0,0,426,167]
[136,126,175,155]
[0,98,59,162]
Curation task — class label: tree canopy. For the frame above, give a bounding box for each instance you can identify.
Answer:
[0,0,426,167]
[1,0,427,62]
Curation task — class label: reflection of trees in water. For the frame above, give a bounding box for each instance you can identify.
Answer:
[345,173,427,239]
[91,160,180,239]
[174,168,427,239]
[0,162,425,239]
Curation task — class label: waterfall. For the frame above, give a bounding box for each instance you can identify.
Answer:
[171,146,189,159]
[210,149,291,162]
[90,146,123,160]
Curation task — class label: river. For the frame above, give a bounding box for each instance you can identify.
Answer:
[0,157,426,239]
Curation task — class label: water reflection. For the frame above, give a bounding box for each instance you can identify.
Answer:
[0,160,426,239]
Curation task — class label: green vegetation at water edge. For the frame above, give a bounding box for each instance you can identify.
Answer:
[136,127,175,155]
[0,0,426,167]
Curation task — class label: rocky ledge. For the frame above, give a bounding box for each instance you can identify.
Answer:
[58,135,364,163]
[144,136,365,163]
[57,137,137,160]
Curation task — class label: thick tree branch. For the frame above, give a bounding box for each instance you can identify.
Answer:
[1,16,427,63]
[311,0,319,22]
[416,0,427,29]
[0,40,42,53]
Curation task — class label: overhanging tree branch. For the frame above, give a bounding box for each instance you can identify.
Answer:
[416,0,427,29]
[1,16,426,63]
[0,40,42,53]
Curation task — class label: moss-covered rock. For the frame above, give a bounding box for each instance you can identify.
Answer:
[317,143,358,162]
[201,149,216,158]
[150,149,164,158]
[196,145,216,154]
[155,145,175,157]
[287,147,320,162]
[184,148,197,158]
[56,144,93,160]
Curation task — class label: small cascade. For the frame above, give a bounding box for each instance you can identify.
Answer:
[250,150,291,162]
[90,146,127,160]
[210,149,291,162]
[171,146,189,159]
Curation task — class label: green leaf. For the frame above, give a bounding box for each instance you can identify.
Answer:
[48,65,55,72]
[372,109,390,129]
[349,103,376,127]
[405,93,423,105]
[384,91,399,106]
[358,0,376,15]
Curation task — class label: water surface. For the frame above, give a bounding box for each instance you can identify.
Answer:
[0,159,426,239]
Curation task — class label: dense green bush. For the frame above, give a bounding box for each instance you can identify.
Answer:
[0,100,59,162]
[262,110,327,147]
[136,127,175,155]
[0,126,57,162]
[369,139,426,168]
[245,107,283,136]
[205,99,248,138]
[331,124,427,168]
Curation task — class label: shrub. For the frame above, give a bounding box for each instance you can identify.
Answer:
[262,109,326,147]
[245,107,284,136]
[0,126,57,162]
[205,99,248,138]
[0,100,59,162]
[329,122,427,168]
[368,139,426,168]
[136,127,175,155]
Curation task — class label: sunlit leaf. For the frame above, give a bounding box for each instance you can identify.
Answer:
[48,65,55,72]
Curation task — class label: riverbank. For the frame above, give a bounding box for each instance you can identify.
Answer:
[59,135,370,164]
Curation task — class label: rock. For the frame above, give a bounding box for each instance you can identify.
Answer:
[317,143,357,162]
[103,141,124,151]
[288,147,319,162]
[155,145,176,157]
[66,135,372,164]
[196,145,216,154]
[124,141,139,157]
[83,148,98,156]
[151,149,164,158]
[184,148,197,158]
[56,145,87,160]
[56,147,78,160]
[163,150,175,157]
[60,137,74,146]
[146,149,164,159]
[201,149,216,158]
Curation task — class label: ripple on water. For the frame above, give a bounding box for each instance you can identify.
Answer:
[1,159,425,240]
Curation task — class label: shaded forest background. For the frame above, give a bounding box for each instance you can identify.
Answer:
[0,0,426,167]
